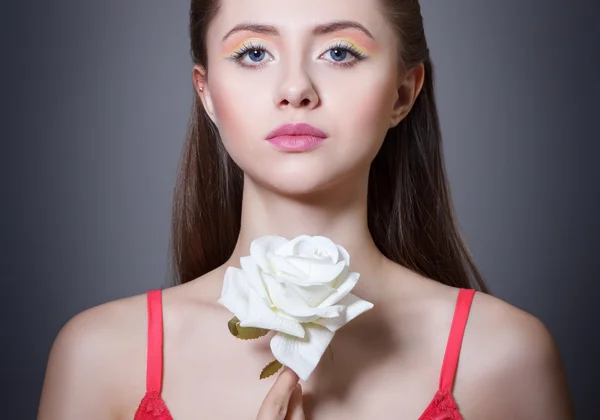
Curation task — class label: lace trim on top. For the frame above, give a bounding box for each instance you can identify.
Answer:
[134,392,173,420]
[418,389,463,419]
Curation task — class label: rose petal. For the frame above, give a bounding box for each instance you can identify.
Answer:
[313,293,374,332]
[217,267,250,320]
[276,236,339,266]
[336,244,350,266]
[290,282,336,307]
[262,272,307,311]
[262,272,343,321]
[275,235,313,257]
[283,257,346,285]
[274,269,332,288]
[332,263,350,288]
[270,323,335,381]
[277,303,344,321]
[240,290,306,338]
[268,254,307,279]
[239,256,271,302]
[250,236,289,273]
[318,272,360,308]
[309,236,340,264]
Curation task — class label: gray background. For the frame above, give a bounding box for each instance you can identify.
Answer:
[2,1,598,418]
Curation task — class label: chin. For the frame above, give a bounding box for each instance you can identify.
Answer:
[247,167,340,199]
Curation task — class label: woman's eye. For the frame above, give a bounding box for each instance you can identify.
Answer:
[322,46,365,66]
[327,48,350,62]
[229,43,273,68]
[239,48,271,66]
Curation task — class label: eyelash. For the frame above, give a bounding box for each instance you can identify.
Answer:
[227,41,368,69]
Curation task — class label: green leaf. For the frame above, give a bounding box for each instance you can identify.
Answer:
[227,316,270,340]
[260,359,283,379]
[227,316,239,336]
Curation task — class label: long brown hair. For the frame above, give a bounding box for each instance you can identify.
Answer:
[169,0,490,293]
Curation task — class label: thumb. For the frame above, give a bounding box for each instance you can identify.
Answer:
[285,383,305,420]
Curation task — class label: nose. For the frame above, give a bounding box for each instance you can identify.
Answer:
[274,64,319,110]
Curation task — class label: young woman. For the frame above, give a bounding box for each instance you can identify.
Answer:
[38,0,575,418]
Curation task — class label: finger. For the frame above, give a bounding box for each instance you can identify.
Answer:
[256,367,300,420]
[256,367,299,420]
[285,384,305,420]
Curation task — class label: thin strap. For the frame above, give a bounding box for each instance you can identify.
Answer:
[439,288,476,392]
[146,289,164,394]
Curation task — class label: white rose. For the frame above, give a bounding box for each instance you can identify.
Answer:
[217,235,374,381]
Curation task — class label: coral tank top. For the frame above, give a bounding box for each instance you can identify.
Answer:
[134,288,476,419]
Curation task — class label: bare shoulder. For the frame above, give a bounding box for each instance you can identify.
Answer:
[388,268,575,419]
[38,291,149,419]
[457,290,575,419]
[37,271,226,420]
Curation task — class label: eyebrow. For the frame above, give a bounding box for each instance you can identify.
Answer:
[221,20,375,42]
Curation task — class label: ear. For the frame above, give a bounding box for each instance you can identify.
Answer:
[389,62,425,128]
[192,64,217,125]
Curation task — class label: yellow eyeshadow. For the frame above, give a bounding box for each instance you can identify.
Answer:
[221,38,269,58]
[328,37,372,56]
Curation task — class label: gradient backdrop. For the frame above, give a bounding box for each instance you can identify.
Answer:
[2,1,598,418]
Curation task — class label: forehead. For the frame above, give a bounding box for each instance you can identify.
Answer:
[209,0,393,41]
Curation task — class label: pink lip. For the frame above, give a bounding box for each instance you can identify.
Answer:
[266,123,328,152]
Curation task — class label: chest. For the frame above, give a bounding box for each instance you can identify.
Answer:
[136,354,444,420]
[121,296,460,420]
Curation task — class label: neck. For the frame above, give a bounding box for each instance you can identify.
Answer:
[222,172,391,299]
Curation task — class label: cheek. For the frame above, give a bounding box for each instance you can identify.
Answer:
[349,69,396,129]
[211,84,251,143]
[350,88,392,130]
[327,73,396,163]
[209,77,270,165]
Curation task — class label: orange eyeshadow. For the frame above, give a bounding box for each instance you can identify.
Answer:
[221,34,276,57]
[329,30,380,55]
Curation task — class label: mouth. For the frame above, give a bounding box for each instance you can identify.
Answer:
[265,123,328,152]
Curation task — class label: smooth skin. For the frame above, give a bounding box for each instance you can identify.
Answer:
[38,0,575,418]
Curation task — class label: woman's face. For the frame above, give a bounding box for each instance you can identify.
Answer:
[196,0,411,196]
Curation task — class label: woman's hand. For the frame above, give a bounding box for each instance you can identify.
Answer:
[256,367,305,420]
